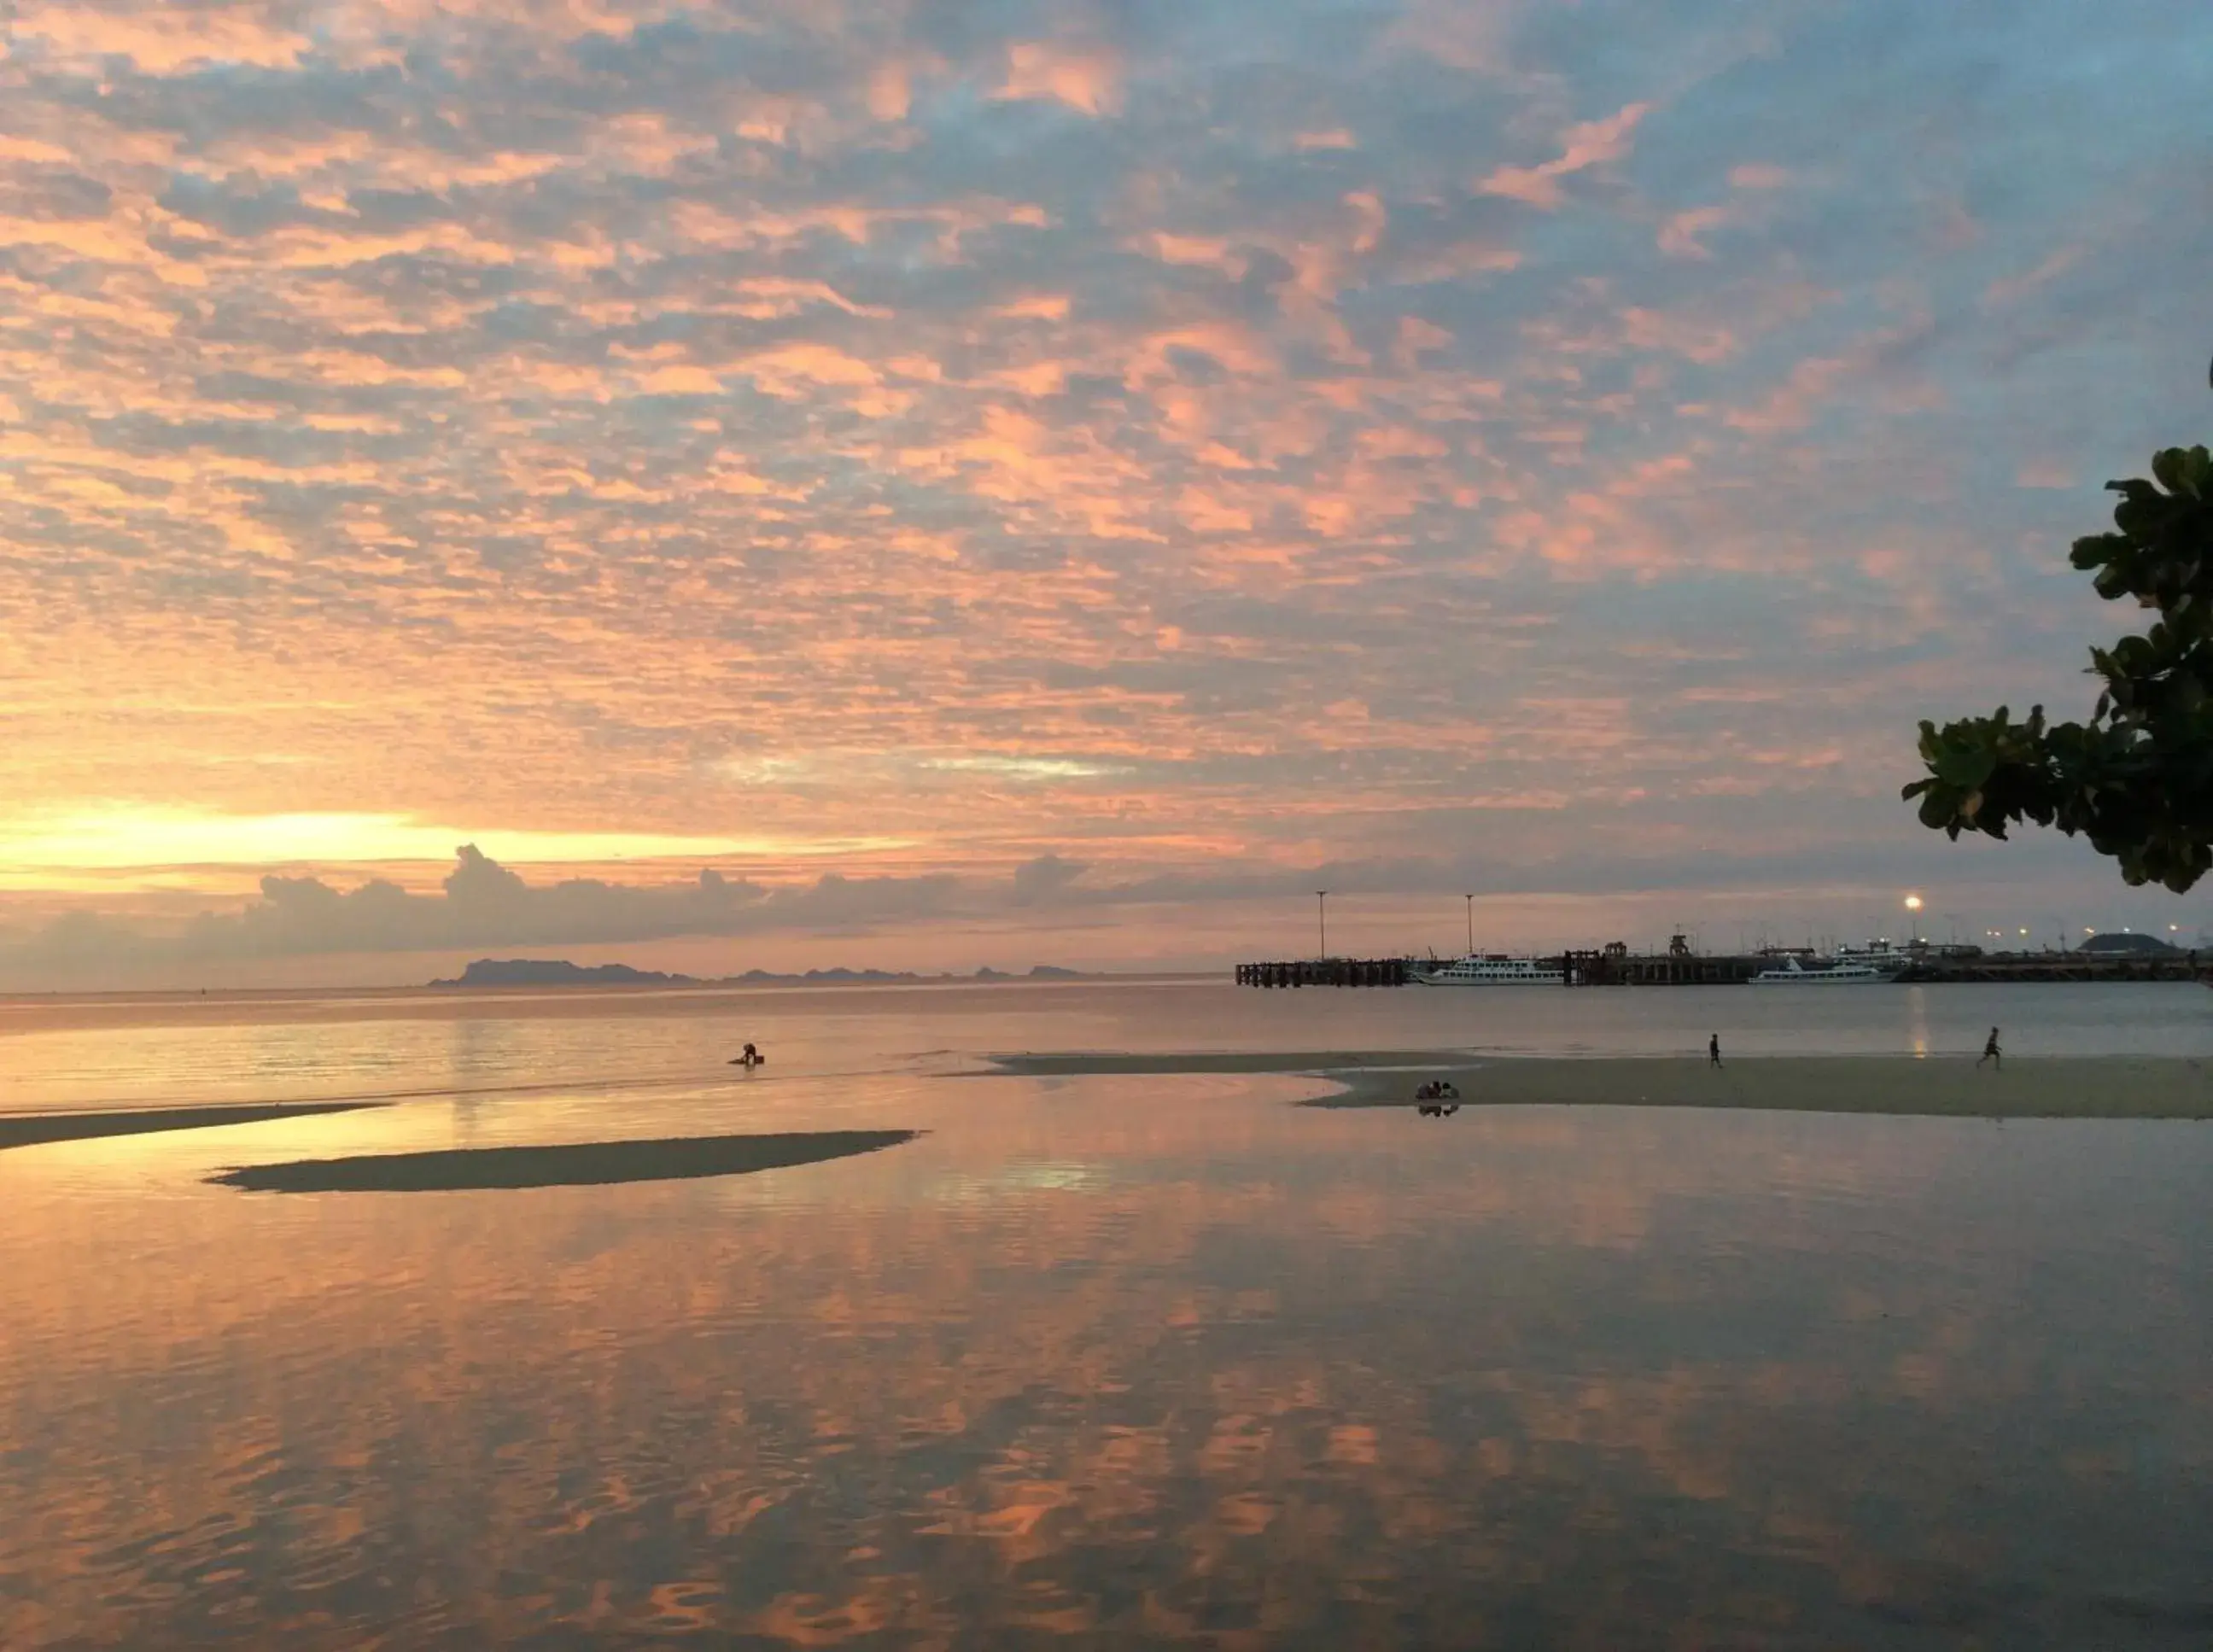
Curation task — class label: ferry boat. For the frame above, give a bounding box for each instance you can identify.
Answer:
[1749,955,1900,984]
[1412,953,1565,986]
[1836,938,1924,972]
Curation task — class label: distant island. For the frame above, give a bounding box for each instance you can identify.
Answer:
[429,960,698,988]
[429,958,1088,989]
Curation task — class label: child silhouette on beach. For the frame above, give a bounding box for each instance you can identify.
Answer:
[1708,1033,1722,1068]
[1978,1027,2001,1071]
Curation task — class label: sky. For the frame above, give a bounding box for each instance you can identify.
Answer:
[3,0,2211,988]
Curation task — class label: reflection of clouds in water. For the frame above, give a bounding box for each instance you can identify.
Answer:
[0,1081,2207,1645]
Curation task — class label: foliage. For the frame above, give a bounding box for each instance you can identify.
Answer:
[1904,445,2213,891]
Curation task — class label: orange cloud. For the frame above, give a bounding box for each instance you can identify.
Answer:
[13,4,309,73]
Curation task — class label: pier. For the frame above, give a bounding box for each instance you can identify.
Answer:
[1234,948,2213,987]
[1561,949,1763,985]
[1235,958,1415,988]
[1231,951,1755,987]
[1898,953,2208,984]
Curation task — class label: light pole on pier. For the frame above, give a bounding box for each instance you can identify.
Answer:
[1316,890,1329,960]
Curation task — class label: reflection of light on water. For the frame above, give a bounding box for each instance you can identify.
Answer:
[1906,985,1930,1058]
[925,1160,1104,1201]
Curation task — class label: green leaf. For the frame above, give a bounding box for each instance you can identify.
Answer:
[1933,746,1996,790]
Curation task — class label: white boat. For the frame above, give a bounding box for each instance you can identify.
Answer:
[1413,953,1565,986]
[1749,955,1899,984]
[1836,939,1922,972]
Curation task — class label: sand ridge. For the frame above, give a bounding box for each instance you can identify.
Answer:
[987,1053,2213,1119]
[210,1128,921,1193]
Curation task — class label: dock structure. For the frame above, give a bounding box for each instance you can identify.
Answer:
[1561,949,1763,986]
[1235,958,1413,988]
[1231,953,1754,987]
[1899,953,2208,984]
[1234,945,2212,989]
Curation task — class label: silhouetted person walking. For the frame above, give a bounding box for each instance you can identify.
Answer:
[1708,1033,1722,1068]
[1978,1027,2001,1070]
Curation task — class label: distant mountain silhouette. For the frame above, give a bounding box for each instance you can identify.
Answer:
[429,958,1093,988]
[430,959,697,988]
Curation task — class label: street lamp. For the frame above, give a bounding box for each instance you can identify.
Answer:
[1316,890,1328,960]
[1463,893,1475,958]
[1904,893,1924,943]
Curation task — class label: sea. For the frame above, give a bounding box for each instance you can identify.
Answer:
[3,978,2210,1647]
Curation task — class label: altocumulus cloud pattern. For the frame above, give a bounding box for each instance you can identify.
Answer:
[2,0,2210,969]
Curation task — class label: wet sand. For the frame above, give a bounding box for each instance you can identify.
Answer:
[211,1129,920,1194]
[989,1052,2213,1118]
[0,1101,388,1151]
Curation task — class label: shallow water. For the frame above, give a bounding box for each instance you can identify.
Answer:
[2,983,2210,1646]
[3,977,2210,1116]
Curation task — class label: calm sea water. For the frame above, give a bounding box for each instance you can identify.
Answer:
[2,980,2209,1647]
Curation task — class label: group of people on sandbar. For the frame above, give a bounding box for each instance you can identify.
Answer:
[1415,1079,1460,1117]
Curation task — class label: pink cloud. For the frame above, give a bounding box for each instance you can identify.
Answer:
[1726,163,1791,190]
[1981,244,2085,308]
[1657,205,1731,260]
[1480,103,1653,210]
[996,41,1123,116]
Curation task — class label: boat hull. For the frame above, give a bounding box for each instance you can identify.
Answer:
[1412,955,1566,986]
[1413,976,1564,986]
[1748,970,1900,985]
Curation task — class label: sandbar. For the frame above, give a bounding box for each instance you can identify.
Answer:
[989,1053,2213,1118]
[0,1101,387,1152]
[990,1050,1486,1078]
[211,1128,919,1193]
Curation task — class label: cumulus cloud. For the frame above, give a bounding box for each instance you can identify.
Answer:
[1011,852,1088,905]
[0,847,961,971]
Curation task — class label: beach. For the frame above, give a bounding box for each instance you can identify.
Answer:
[989,1051,2213,1118]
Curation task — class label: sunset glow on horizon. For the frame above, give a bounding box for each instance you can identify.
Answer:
[3,0,2208,985]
